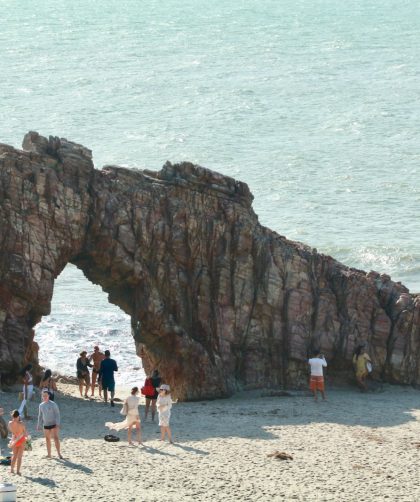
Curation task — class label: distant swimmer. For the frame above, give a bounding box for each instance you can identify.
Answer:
[89,346,105,397]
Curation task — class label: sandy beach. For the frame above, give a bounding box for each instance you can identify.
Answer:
[1,382,420,502]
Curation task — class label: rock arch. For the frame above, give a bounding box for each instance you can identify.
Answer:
[0,132,419,399]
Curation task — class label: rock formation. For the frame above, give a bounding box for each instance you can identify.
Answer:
[0,132,419,399]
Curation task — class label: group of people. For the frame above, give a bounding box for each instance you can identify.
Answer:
[4,342,373,474]
[5,367,62,475]
[76,346,117,404]
[4,360,174,475]
[105,371,174,446]
[308,344,373,401]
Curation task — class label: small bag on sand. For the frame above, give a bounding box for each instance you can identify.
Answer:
[104,434,120,442]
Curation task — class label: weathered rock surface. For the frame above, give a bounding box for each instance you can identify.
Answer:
[0,132,419,399]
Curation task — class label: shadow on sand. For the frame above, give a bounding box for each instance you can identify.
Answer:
[55,458,93,473]
[24,475,57,488]
[2,382,420,447]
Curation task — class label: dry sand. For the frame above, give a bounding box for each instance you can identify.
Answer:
[1,382,420,501]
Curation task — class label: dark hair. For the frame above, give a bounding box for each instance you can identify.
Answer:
[105,350,110,357]
[20,364,32,376]
[42,369,52,381]
[354,344,364,359]
[152,369,159,378]
[11,409,20,418]
[131,386,139,395]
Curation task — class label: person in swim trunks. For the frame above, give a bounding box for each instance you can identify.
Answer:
[37,390,62,459]
[89,346,105,397]
[99,350,118,406]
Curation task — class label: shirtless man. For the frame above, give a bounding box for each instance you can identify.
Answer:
[89,346,105,397]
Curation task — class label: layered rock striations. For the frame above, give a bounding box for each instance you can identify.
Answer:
[0,132,419,398]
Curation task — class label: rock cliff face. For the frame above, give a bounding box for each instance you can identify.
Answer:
[0,132,419,399]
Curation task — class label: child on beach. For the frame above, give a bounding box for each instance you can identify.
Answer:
[157,384,173,443]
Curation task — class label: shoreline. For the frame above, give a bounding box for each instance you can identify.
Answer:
[0,383,419,501]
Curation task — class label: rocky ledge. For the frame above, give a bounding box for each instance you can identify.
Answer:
[0,132,419,399]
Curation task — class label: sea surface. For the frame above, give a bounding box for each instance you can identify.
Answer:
[1,0,419,383]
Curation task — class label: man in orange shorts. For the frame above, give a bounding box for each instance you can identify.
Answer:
[308,353,327,402]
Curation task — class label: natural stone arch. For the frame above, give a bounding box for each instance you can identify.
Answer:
[0,132,419,400]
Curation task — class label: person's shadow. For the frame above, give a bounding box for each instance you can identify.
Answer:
[140,444,177,457]
[171,443,209,456]
[24,475,57,487]
[55,458,93,473]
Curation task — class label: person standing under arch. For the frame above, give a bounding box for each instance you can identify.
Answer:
[89,346,105,397]
[76,351,92,398]
[99,350,118,406]
[144,369,161,422]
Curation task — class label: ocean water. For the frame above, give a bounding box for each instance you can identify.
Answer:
[1,0,419,382]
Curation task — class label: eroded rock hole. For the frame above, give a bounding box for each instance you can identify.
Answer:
[36,264,145,387]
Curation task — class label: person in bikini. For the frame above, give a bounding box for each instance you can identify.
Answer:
[8,410,27,475]
[89,346,105,397]
[76,351,92,398]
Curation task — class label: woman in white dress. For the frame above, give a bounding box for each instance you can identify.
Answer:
[157,384,173,443]
[105,386,142,445]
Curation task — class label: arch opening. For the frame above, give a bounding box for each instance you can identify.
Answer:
[36,264,145,388]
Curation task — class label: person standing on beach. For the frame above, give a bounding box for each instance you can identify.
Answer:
[89,346,105,397]
[144,369,161,422]
[37,390,63,459]
[39,369,58,401]
[8,410,27,475]
[353,344,372,392]
[76,351,92,398]
[99,350,118,406]
[308,353,327,402]
[18,364,34,419]
[157,384,173,443]
[105,386,142,446]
